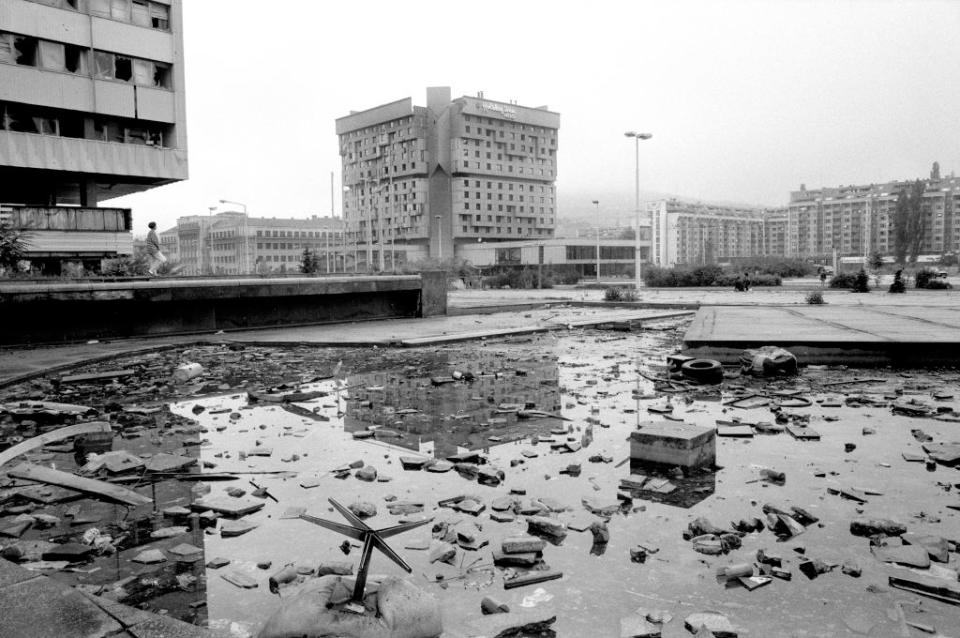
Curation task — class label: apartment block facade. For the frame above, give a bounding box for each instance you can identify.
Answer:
[649,199,786,267]
[336,87,560,266]
[786,163,960,259]
[161,212,345,276]
[0,0,187,266]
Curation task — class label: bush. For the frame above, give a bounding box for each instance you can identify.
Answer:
[729,257,814,278]
[603,287,637,302]
[805,291,825,304]
[642,264,723,287]
[853,269,871,293]
[923,279,952,290]
[829,272,858,289]
[714,273,782,287]
[913,268,937,288]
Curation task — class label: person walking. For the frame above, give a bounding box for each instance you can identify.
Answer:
[146,221,166,275]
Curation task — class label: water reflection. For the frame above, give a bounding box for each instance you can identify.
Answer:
[624,461,717,508]
[343,350,563,458]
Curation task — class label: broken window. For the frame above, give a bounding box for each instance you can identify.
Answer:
[150,3,169,29]
[39,40,65,71]
[114,55,132,81]
[110,0,129,21]
[132,58,151,85]
[89,0,110,17]
[0,33,12,64]
[59,113,84,138]
[65,44,86,74]
[93,50,112,78]
[152,62,170,88]
[14,36,38,66]
[34,116,59,135]
[131,0,150,26]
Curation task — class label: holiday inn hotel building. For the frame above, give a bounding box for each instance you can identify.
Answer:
[336,87,560,267]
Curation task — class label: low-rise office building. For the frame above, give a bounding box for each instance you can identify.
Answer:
[161,211,344,276]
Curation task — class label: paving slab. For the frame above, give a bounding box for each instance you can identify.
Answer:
[683,305,960,365]
[0,569,122,638]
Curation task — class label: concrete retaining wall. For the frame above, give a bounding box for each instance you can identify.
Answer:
[0,274,447,345]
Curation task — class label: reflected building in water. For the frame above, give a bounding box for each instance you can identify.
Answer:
[342,349,563,458]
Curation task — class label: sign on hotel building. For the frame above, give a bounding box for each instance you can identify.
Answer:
[335,87,560,268]
[0,0,187,269]
[786,163,960,259]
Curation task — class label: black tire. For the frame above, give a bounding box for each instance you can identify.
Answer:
[681,358,724,384]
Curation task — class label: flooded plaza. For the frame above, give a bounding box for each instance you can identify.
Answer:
[2,316,960,637]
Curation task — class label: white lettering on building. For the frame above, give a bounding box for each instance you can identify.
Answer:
[479,102,518,120]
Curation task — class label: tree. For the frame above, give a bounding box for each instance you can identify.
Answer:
[0,227,31,274]
[868,250,884,271]
[893,180,927,264]
[300,248,319,274]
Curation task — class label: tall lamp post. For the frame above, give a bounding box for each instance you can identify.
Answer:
[624,131,652,289]
[592,200,600,281]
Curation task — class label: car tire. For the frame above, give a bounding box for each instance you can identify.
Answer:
[681,359,724,384]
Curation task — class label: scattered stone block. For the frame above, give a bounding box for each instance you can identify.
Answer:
[629,422,716,469]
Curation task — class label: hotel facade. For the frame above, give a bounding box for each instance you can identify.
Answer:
[336,87,560,268]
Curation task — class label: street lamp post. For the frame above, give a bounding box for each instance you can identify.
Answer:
[624,132,652,289]
[592,200,600,282]
[435,215,443,260]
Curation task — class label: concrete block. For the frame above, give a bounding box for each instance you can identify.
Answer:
[629,422,716,469]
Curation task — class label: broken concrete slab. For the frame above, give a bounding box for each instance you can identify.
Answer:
[191,496,264,517]
[6,463,151,507]
[629,422,716,469]
[684,611,737,637]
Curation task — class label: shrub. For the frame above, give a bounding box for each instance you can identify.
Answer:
[603,287,623,301]
[829,272,858,289]
[914,268,945,289]
[852,269,871,293]
[805,291,825,304]
[714,273,782,287]
[730,257,814,278]
[923,279,952,290]
[642,264,722,287]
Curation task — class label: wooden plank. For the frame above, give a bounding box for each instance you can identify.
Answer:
[786,425,821,441]
[503,570,563,590]
[0,422,112,468]
[60,370,135,384]
[6,463,151,507]
[717,425,754,438]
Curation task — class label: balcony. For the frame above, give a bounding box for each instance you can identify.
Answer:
[0,129,187,181]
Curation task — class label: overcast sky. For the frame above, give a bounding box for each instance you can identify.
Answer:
[115,0,960,234]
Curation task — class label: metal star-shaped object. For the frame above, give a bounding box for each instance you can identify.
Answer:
[300,498,432,603]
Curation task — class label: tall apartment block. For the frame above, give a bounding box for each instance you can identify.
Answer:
[335,87,559,268]
[649,199,787,267]
[0,0,187,268]
[787,162,960,259]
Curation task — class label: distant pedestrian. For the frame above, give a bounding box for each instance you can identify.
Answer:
[146,221,166,275]
[743,272,751,291]
[819,268,827,287]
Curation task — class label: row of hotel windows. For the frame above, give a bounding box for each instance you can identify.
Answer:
[463,125,556,147]
[28,0,171,30]
[462,180,552,193]
[462,114,555,135]
[459,161,553,177]
[464,227,552,236]
[0,31,171,89]
[464,203,554,215]
[0,101,169,145]
[253,229,339,238]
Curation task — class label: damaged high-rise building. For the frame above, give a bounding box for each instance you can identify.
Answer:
[0,0,187,270]
[335,87,560,268]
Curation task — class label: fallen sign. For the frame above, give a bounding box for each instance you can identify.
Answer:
[0,421,112,468]
[888,568,960,606]
[6,462,151,507]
